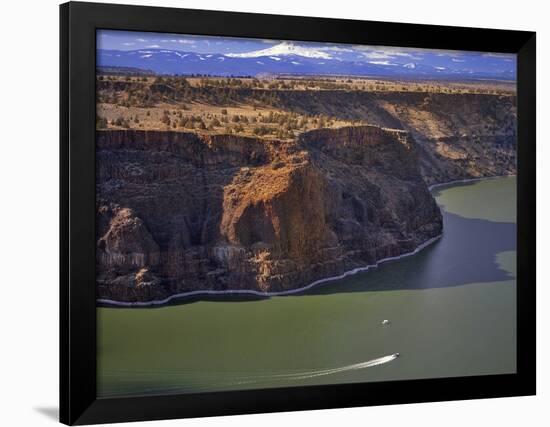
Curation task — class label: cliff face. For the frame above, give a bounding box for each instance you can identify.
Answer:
[268,91,517,185]
[96,127,442,302]
[98,82,517,185]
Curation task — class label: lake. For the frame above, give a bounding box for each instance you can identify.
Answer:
[97,176,517,398]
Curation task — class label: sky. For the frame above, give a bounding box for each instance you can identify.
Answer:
[97,29,515,60]
[98,30,283,55]
[96,30,516,79]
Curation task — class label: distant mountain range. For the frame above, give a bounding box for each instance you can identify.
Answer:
[97,41,516,81]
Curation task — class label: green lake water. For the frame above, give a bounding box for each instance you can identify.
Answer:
[97,176,517,398]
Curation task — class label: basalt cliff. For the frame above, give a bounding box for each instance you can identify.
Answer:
[98,79,517,185]
[262,91,517,185]
[96,126,443,302]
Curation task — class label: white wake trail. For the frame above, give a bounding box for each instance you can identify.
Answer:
[231,353,400,386]
[286,354,399,380]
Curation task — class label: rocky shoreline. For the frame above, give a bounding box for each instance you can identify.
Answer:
[97,234,443,307]
[428,174,515,191]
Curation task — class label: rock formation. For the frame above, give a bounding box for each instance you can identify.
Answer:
[266,91,517,185]
[96,126,442,302]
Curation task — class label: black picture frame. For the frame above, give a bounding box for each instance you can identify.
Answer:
[60,1,536,425]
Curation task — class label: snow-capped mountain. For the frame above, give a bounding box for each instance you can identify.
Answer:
[225,41,332,59]
[97,44,516,81]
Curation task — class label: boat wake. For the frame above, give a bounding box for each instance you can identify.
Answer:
[231,353,400,386]
[100,353,400,396]
[282,353,400,381]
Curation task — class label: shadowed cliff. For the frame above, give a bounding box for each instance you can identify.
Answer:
[96,126,442,302]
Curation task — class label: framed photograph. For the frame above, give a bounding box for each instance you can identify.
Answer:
[60,1,536,424]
